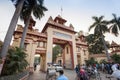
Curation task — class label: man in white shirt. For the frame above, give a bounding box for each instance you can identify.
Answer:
[111,63,120,80]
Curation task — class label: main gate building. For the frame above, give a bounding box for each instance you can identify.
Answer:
[12,15,89,71]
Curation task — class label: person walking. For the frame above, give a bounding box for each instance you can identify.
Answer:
[57,70,68,80]
[111,63,120,80]
[101,63,105,72]
[111,69,120,80]
[75,65,80,80]
[78,67,89,80]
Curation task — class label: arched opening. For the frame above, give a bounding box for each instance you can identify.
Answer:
[34,54,40,71]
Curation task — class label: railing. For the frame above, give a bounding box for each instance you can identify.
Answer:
[0,71,29,80]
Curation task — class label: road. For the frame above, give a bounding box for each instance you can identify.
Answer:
[27,69,116,80]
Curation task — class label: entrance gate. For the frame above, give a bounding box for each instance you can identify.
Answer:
[42,15,77,71]
[13,15,79,72]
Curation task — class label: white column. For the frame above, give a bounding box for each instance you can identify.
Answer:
[72,36,77,68]
[45,27,53,71]
[27,41,37,72]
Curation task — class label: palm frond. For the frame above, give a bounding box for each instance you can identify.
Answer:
[38,0,44,5]
[111,25,119,36]
[20,0,47,21]
[32,1,47,19]
[2,47,28,75]
[92,16,99,22]
[100,25,109,33]
[101,20,109,25]
[89,22,96,31]
[112,13,117,21]
[109,14,120,36]
[99,16,104,21]
[11,0,21,7]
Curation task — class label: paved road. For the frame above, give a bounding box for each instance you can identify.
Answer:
[27,65,116,80]
[27,69,116,80]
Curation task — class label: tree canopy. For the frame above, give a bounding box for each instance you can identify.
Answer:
[1,47,28,76]
[52,45,62,63]
[86,34,110,54]
[111,53,120,63]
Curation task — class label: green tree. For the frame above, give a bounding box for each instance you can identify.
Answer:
[99,59,107,64]
[19,0,48,48]
[34,56,40,64]
[1,47,28,76]
[85,57,98,66]
[111,53,120,63]
[52,45,62,63]
[0,0,25,74]
[109,14,120,36]
[89,16,110,60]
[86,34,110,54]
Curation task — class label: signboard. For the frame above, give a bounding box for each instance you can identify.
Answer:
[53,31,72,39]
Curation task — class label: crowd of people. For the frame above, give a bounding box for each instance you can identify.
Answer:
[75,62,120,80]
[45,62,120,80]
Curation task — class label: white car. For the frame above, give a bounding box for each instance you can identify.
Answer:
[52,64,63,72]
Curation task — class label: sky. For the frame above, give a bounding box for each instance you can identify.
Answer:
[0,0,120,44]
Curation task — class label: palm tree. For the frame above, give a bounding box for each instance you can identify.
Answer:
[19,0,48,48]
[1,47,28,76]
[109,14,120,36]
[89,16,110,61]
[0,0,25,74]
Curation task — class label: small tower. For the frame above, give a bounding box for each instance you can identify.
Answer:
[54,15,66,25]
[69,23,74,30]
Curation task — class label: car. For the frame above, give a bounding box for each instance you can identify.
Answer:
[52,64,63,72]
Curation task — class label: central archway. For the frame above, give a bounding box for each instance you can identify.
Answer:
[52,38,74,69]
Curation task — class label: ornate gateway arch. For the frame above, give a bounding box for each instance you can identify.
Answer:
[12,15,89,72]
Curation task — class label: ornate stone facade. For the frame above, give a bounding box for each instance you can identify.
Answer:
[12,15,89,71]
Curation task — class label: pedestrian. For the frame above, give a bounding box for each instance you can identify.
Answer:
[112,63,119,72]
[75,65,79,74]
[34,63,37,71]
[57,70,68,80]
[111,68,120,80]
[106,63,111,74]
[75,65,79,80]
[110,62,120,80]
[101,63,105,72]
[78,67,89,80]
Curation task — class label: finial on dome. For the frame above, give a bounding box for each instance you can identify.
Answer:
[69,23,74,30]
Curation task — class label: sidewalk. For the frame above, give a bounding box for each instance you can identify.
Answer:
[27,70,46,80]
[27,65,46,80]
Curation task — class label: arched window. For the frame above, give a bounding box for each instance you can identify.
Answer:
[67,47,69,54]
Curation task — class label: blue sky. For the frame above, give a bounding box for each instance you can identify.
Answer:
[0,0,120,43]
